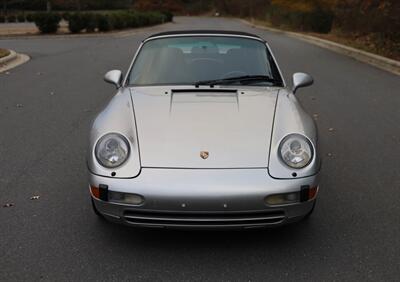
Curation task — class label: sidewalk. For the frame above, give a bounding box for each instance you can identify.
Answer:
[0,23,38,36]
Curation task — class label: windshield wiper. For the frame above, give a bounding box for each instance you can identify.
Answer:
[194,75,282,87]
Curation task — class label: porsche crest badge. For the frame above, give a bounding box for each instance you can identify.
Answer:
[200,151,209,159]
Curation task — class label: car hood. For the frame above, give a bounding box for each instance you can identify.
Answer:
[130,87,278,168]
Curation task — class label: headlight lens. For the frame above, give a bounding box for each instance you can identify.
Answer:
[279,134,313,169]
[95,133,130,168]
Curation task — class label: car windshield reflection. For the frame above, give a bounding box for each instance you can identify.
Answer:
[128,36,283,86]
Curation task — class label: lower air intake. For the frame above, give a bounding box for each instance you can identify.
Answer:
[123,210,285,227]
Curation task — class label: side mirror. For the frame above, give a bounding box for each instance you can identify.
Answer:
[292,72,313,94]
[104,70,123,88]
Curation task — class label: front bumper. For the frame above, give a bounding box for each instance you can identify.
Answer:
[89,168,319,229]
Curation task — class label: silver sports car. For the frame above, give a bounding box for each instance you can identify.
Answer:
[88,30,320,229]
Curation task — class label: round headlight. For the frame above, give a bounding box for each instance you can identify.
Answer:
[279,134,313,169]
[95,133,130,168]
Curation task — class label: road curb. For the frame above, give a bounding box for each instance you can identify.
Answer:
[0,49,30,73]
[0,49,17,64]
[240,19,400,76]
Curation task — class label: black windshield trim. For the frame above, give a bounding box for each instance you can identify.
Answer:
[171,89,238,93]
[194,75,283,87]
[147,30,263,40]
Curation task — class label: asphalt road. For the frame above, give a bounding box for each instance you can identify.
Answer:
[1,17,400,281]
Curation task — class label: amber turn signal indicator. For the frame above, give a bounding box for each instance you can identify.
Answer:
[90,186,100,199]
[309,186,318,200]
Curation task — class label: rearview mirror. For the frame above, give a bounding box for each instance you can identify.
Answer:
[104,70,123,88]
[292,72,313,94]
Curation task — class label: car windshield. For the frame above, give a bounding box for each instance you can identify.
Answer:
[128,36,283,86]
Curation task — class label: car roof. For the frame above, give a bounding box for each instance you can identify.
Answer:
[146,30,264,41]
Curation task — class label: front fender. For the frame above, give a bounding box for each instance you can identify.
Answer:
[268,89,320,179]
[88,88,141,178]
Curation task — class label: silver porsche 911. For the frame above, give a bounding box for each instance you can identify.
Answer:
[88,30,320,229]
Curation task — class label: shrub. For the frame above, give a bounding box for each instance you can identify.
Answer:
[144,11,165,25]
[136,12,149,26]
[26,13,34,22]
[267,3,333,33]
[162,11,174,22]
[110,12,128,30]
[309,8,334,33]
[126,12,139,28]
[68,13,86,33]
[153,12,166,24]
[62,12,70,21]
[33,12,61,33]
[7,15,17,23]
[334,2,400,41]
[96,14,111,32]
[83,13,97,32]
[17,14,25,22]
[29,10,173,34]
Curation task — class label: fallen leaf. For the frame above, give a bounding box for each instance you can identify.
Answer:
[30,195,40,200]
[328,127,334,132]
[313,114,319,119]
[327,153,333,157]
[16,103,23,108]
[3,203,14,208]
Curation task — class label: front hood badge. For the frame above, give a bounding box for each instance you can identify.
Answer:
[200,151,209,160]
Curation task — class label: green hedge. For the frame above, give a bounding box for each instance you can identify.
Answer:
[62,12,71,21]
[0,14,28,23]
[26,13,35,22]
[27,10,172,34]
[67,10,172,33]
[84,13,98,32]
[17,14,26,22]
[267,5,334,34]
[32,12,62,33]
[68,13,86,33]
[7,15,17,23]
[162,11,174,22]
[96,14,111,32]
[68,12,98,33]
